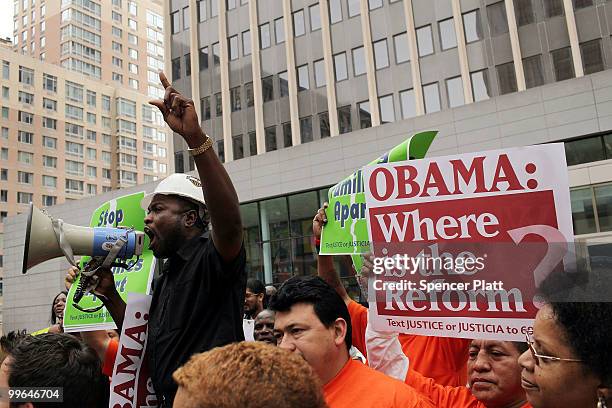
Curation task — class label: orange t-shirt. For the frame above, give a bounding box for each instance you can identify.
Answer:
[102,338,119,377]
[323,359,434,408]
[406,369,531,408]
[347,300,471,386]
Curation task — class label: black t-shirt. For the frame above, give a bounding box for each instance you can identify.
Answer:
[146,232,246,404]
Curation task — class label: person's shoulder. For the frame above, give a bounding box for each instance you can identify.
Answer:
[347,299,368,315]
[350,362,433,407]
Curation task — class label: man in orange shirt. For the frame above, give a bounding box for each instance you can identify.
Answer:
[313,204,471,386]
[270,276,433,408]
[366,327,531,408]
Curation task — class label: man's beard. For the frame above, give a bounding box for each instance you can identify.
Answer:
[153,218,186,258]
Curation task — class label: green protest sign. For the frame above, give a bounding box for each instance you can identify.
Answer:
[63,191,156,332]
[320,131,437,255]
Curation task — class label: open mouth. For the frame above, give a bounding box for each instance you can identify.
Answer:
[144,227,156,249]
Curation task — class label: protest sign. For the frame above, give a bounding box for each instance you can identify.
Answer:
[110,293,158,408]
[320,131,437,255]
[363,144,574,341]
[63,192,156,332]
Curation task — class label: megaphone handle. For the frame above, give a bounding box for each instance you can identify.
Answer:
[51,218,77,267]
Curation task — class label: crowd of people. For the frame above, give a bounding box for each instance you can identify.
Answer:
[3,73,611,407]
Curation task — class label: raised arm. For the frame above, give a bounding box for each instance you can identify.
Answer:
[313,203,351,305]
[150,72,243,262]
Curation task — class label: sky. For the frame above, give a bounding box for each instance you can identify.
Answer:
[0,0,14,41]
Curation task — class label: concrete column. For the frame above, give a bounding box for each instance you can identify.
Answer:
[319,0,340,136]
[403,0,424,115]
[562,0,584,77]
[451,0,473,103]
[360,0,380,126]
[218,0,234,161]
[282,0,302,145]
[248,0,266,153]
[505,0,526,91]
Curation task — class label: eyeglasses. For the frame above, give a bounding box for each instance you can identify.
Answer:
[525,334,583,365]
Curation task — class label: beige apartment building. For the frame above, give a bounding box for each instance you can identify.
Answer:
[12,0,166,99]
[0,45,171,308]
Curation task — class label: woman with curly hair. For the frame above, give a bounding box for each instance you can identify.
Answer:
[519,301,612,408]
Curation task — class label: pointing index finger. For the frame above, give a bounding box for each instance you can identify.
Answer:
[159,71,171,89]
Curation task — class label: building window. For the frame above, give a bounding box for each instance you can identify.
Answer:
[446,76,465,108]
[496,62,517,95]
[300,117,313,143]
[393,32,410,64]
[297,65,310,91]
[172,57,181,79]
[400,89,416,119]
[17,171,33,184]
[439,18,457,50]
[338,106,352,134]
[514,0,535,26]
[310,4,321,31]
[18,111,33,124]
[379,94,395,124]
[229,135,242,160]
[242,31,251,55]
[293,10,305,37]
[265,126,277,152]
[423,82,441,113]
[523,55,545,89]
[373,39,389,70]
[487,2,509,36]
[544,0,564,17]
[279,71,289,97]
[2,61,8,79]
[43,73,57,92]
[573,0,593,9]
[329,0,342,24]
[551,46,575,82]
[245,82,254,107]
[347,0,360,17]
[182,7,190,30]
[17,192,33,204]
[314,59,326,87]
[471,70,490,101]
[201,96,211,120]
[274,17,284,44]
[260,23,271,49]
[18,91,34,105]
[463,10,482,43]
[229,35,238,60]
[416,25,434,57]
[283,122,292,148]
[171,11,180,34]
[42,175,57,187]
[358,101,371,129]
[199,47,209,70]
[319,112,330,138]
[262,76,274,102]
[351,46,366,76]
[334,52,348,81]
[581,39,604,75]
[248,131,257,156]
[184,54,191,76]
[230,87,241,111]
[19,65,34,85]
[215,93,222,116]
[213,43,220,65]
